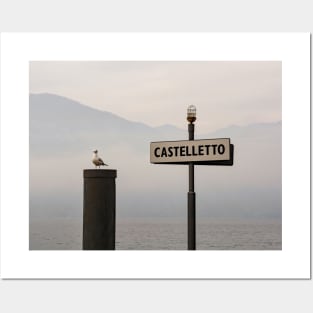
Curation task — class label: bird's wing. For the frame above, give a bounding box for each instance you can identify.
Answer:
[98,158,108,166]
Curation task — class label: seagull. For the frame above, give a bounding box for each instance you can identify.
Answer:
[92,150,108,168]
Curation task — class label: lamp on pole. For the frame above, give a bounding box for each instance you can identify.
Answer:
[187,105,196,250]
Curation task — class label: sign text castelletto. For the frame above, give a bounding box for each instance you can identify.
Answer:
[150,138,233,165]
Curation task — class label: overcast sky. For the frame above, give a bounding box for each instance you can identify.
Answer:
[30,61,281,133]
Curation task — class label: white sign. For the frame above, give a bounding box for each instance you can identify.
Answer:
[150,138,231,163]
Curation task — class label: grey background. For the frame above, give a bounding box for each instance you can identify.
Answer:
[0,1,312,313]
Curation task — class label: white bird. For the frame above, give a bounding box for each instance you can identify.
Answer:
[92,150,108,168]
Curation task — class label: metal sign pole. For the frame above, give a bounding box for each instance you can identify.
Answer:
[150,104,234,251]
[188,123,196,250]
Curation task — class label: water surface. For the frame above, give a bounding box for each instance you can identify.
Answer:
[29,217,281,250]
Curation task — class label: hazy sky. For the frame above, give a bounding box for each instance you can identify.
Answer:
[30,61,281,132]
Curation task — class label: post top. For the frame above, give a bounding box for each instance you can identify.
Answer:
[84,169,117,178]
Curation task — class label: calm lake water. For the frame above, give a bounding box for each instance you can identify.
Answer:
[29,217,281,250]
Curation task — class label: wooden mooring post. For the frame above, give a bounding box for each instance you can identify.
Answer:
[83,169,117,250]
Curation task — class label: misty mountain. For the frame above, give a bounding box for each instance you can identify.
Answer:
[30,93,281,220]
[206,121,282,142]
[30,93,185,156]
